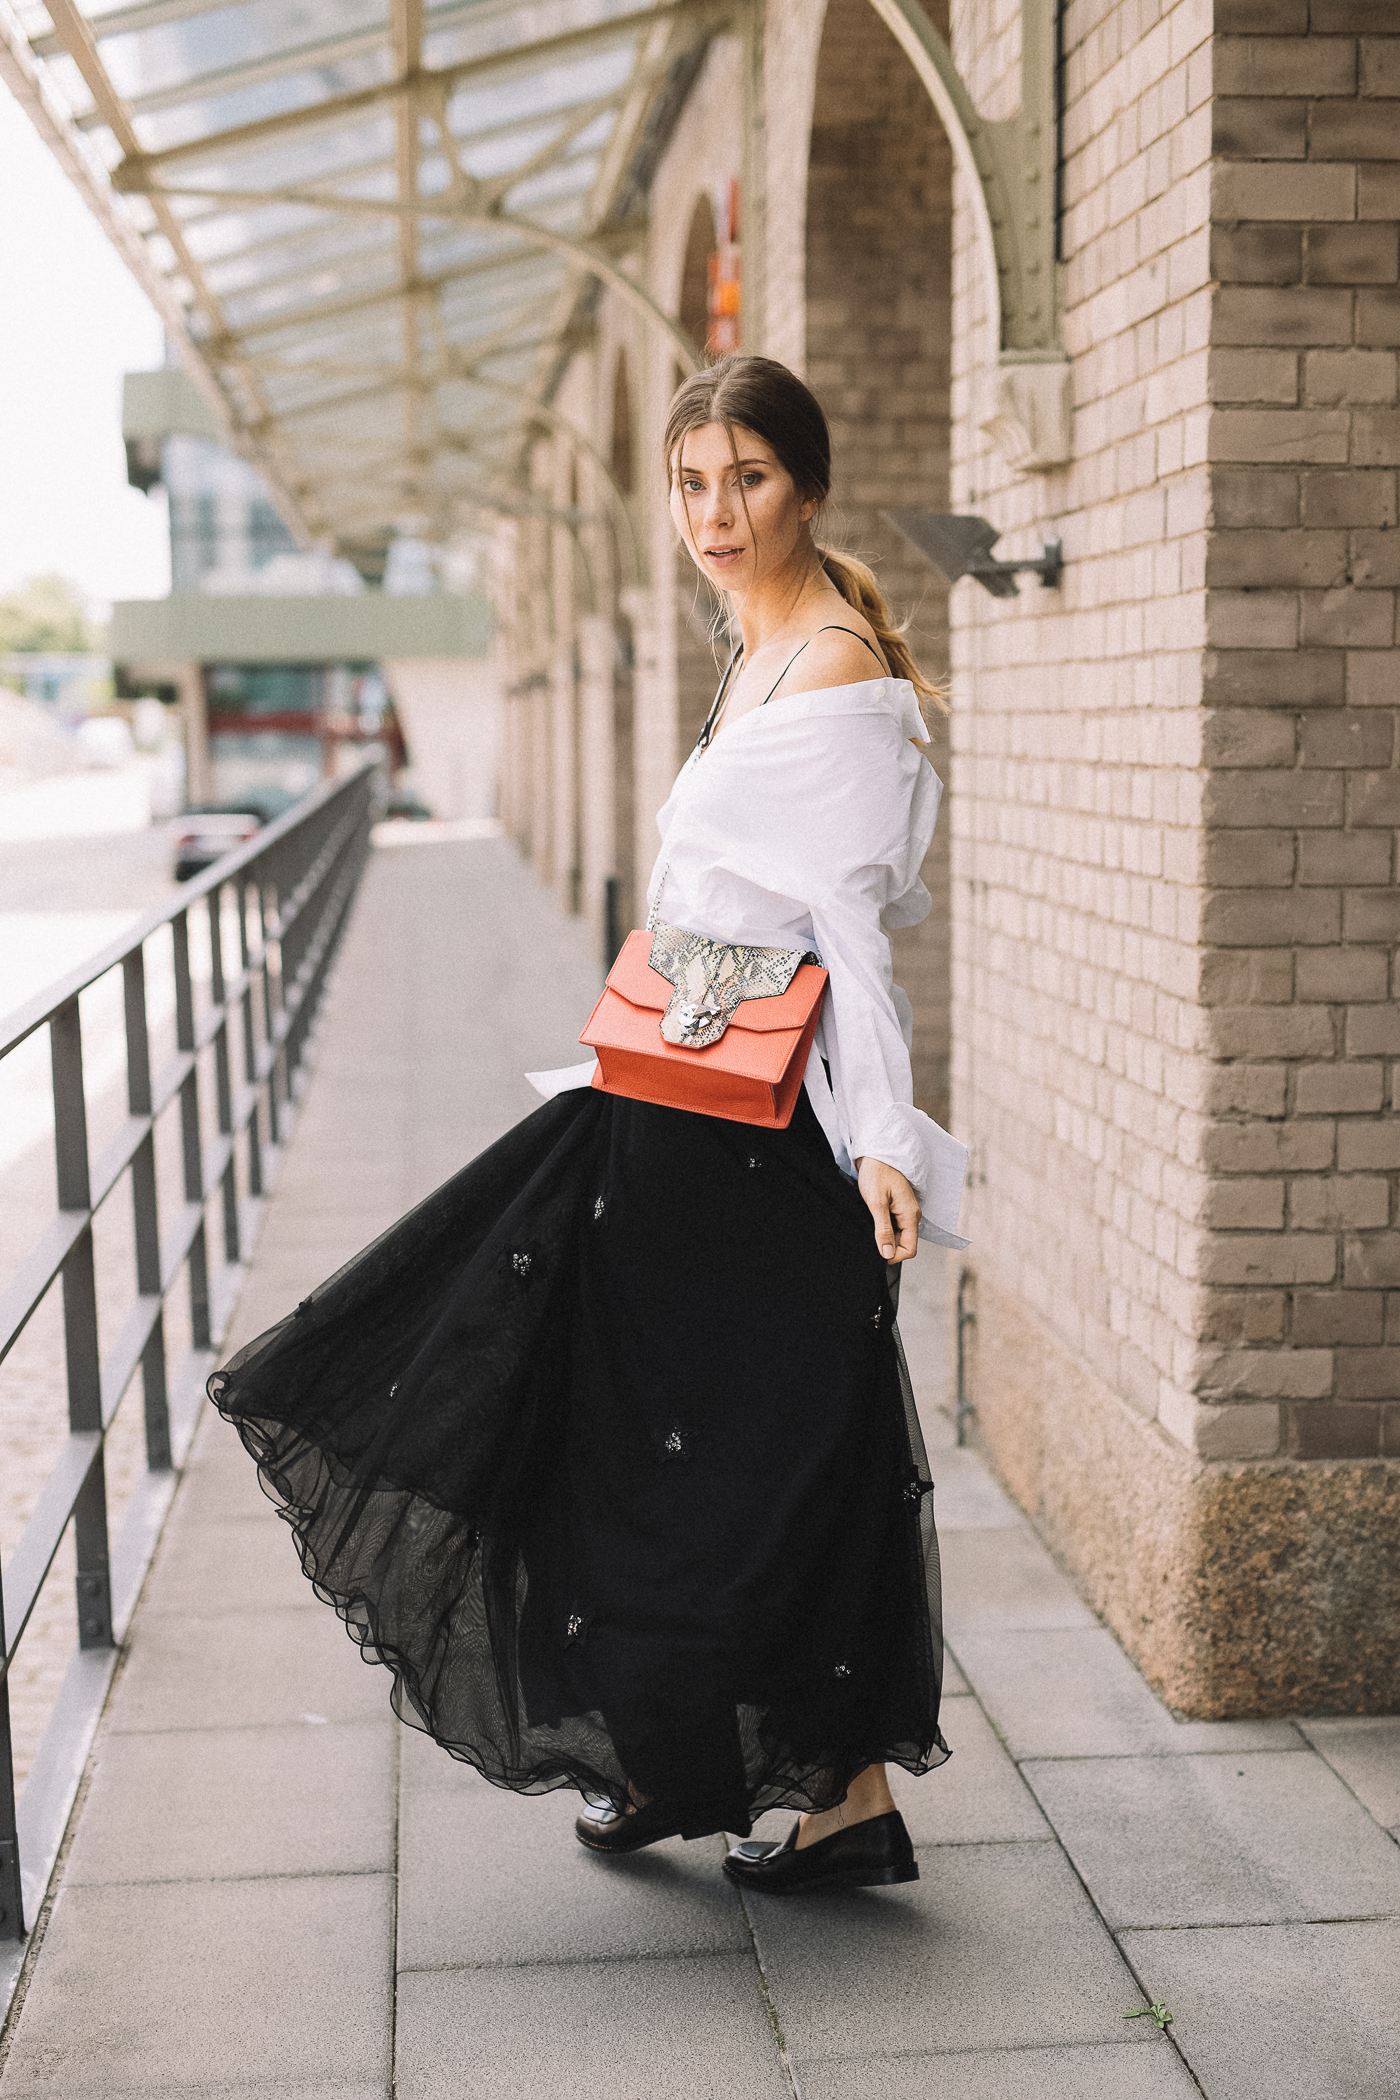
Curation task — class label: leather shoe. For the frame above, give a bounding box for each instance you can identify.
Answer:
[723,1808,918,1893]
[575,1796,684,1854]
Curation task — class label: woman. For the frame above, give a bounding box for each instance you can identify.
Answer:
[210,354,967,1896]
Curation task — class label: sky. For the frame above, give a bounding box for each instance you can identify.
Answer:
[0,83,171,615]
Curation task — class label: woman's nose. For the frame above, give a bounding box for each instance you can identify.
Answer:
[703,485,733,529]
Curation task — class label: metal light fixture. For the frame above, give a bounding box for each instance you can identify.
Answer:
[883,511,1063,599]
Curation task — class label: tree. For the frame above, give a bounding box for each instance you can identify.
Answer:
[0,575,103,655]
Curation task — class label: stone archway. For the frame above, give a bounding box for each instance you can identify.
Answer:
[608,348,638,952]
[805,0,953,1127]
[678,192,718,367]
[673,191,726,754]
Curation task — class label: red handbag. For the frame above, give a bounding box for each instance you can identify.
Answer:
[579,923,828,1129]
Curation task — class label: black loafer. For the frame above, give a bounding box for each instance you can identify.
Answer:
[575,1797,684,1854]
[723,1808,918,1893]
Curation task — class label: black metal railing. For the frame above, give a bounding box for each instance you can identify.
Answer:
[0,760,377,1966]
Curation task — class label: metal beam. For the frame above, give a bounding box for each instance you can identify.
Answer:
[246,327,559,427]
[203,240,556,348]
[137,175,696,373]
[178,90,624,257]
[110,2,721,180]
[32,0,540,57]
[393,0,425,516]
[74,25,387,131]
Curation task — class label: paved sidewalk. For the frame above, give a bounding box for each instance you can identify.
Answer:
[1,834,1397,2099]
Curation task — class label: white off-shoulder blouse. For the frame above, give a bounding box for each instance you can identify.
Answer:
[529,676,969,1248]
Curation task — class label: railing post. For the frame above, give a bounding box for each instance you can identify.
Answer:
[280,828,313,1094]
[237,874,264,1198]
[50,1000,113,1652]
[260,861,285,1143]
[171,913,211,1351]
[0,1574,24,1939]
[207,885,241,1267]
[123,949,172,1472]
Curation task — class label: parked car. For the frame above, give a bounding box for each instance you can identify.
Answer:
[172,805,266,882]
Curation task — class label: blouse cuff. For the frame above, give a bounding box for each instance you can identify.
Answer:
[852,1103,970,1249]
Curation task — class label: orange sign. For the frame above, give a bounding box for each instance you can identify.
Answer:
[707,178,741,355]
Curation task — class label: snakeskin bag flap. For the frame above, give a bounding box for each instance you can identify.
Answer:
[578,925,829,1130]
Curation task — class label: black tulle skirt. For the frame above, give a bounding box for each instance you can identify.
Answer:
[208,1085,948,1837]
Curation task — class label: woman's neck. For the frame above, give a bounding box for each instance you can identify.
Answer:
[728,541,842,659]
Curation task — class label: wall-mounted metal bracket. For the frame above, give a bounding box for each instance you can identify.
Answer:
[884,511,1063,599]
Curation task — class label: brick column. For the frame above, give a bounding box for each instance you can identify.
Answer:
[805,0,954,1125]
[948,0,1399,1716]
[1203,0,1400,1473]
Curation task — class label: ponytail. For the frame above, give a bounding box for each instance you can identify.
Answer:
[819,549,949,717]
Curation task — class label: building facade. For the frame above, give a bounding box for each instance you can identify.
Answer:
[496,0,1400,1718]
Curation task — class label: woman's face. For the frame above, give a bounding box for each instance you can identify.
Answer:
[669,420,818,596]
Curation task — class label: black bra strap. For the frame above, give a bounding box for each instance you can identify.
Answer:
[760,625,888,707]
[698,625,888,746]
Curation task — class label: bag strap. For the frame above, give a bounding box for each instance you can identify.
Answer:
[651,643,743,928]
[695,642,744,751]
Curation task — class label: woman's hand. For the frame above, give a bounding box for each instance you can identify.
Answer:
[855,1156,921,1264]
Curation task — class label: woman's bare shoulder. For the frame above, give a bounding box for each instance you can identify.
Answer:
[775,621,890,699]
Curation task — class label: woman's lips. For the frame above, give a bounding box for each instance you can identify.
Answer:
[704,547,743,566]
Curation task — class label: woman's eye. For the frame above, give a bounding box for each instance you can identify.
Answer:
[741,472,761,486]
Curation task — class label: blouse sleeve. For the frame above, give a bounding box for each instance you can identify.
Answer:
[809,882,969,1248]
[798,713,968,1247]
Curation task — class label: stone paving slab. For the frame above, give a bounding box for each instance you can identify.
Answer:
[939,1526,1098,1633]
[108,1603,384,1735]
[888,1698,1052,1847]
[790,2041,1199,2099]
[950,1626,1309,1761]
[129,2088,387,2099]
[394,1955,791,2100]
[1119,1922,1400,2100]
[64,1720,395,1886]
[141,1511,320,1616]
[1023,1748,1400,1928]
[0,1874,394,2095]
[939,1648,970,1696]
[926,1449,1022,1530]
[397,1768,748,1970]
[1297,1714,1400,1831]
[743,1842,1158,2060]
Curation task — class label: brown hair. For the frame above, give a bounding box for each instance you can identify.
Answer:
[663,354,949,713]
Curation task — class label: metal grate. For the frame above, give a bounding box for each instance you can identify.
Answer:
[0,760,377,1977]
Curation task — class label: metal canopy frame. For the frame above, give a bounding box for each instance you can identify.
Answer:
[1,0,722,569]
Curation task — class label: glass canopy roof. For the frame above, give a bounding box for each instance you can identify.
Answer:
[2,0,716,571]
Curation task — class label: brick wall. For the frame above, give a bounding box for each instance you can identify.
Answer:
[1202,0,1400,1460]
[943,0,1398,1711]
[948,0,1216,1450]
[805,0,955,1124]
